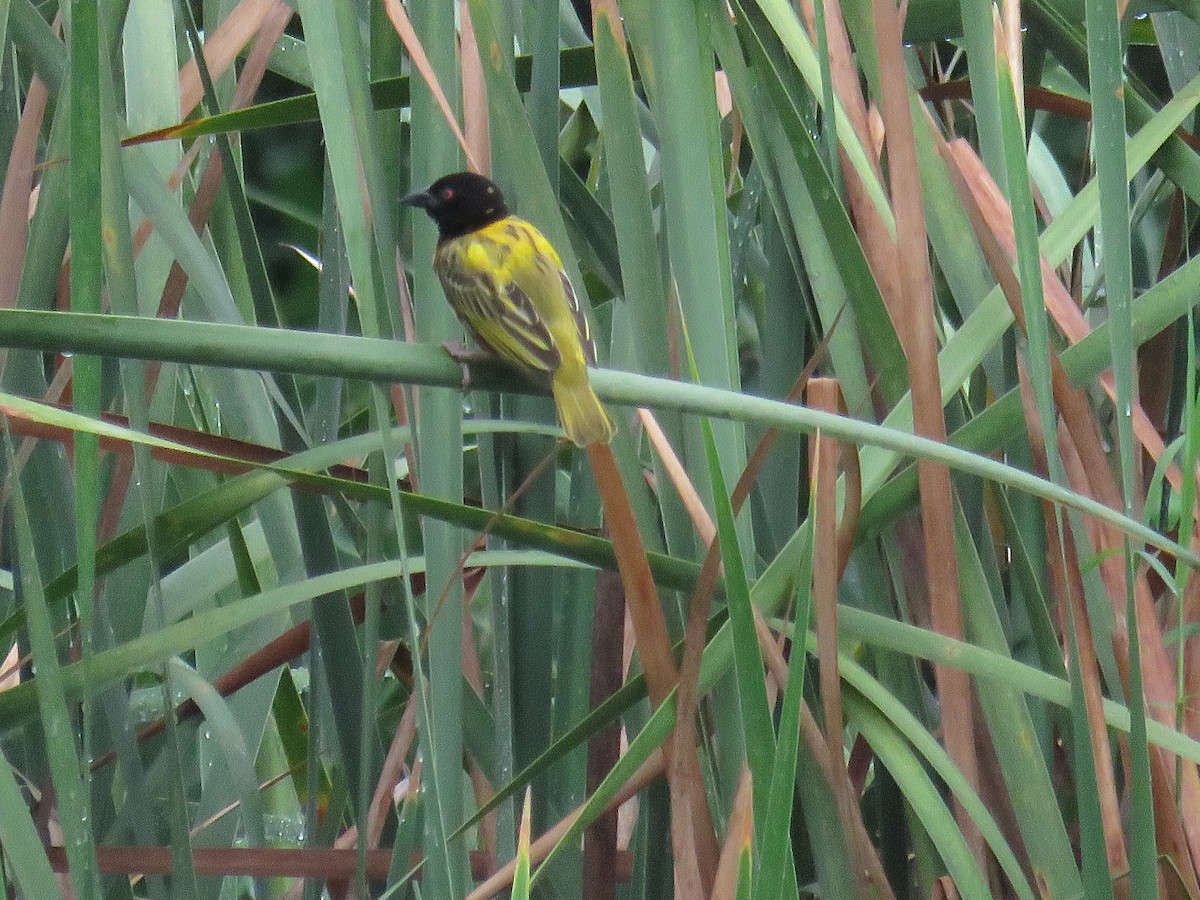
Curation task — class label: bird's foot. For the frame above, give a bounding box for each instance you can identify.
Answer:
[441,341,491,392]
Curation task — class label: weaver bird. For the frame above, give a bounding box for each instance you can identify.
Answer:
[402,171,615,447]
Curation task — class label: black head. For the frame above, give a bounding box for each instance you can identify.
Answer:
[401,171,511,241]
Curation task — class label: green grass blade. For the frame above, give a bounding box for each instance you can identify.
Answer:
[0,746,59,896]
[5,423,100,896]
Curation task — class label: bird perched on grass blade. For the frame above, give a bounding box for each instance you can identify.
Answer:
[402,171,615,447]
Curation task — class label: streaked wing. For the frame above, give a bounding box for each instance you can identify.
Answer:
[436,244,560,372]
[559,272,596,364]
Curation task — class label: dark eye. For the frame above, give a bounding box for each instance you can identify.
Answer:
[440,187,455,201]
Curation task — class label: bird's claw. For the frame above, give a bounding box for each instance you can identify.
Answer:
[442,341,491,392]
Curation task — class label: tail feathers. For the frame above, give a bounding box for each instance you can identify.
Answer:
[552,370,615,447]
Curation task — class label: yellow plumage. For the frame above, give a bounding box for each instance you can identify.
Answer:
[404,173,615,447]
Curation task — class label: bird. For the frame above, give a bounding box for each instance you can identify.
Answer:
[401,171,615,447]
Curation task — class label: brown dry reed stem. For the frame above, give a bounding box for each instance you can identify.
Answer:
[810,377,872,898]
[1019,366,1130,887]
[710,767,754,899]
[872,0,983,869]
[937,115,1200,892]
[381,0,479,173]
[587,440,719,895]
[466,748,660,900]
[582,568,625,900]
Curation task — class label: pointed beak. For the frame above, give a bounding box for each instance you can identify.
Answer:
[400,189,435,210]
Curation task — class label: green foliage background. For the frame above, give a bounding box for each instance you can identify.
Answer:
[0,0,1198,898]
